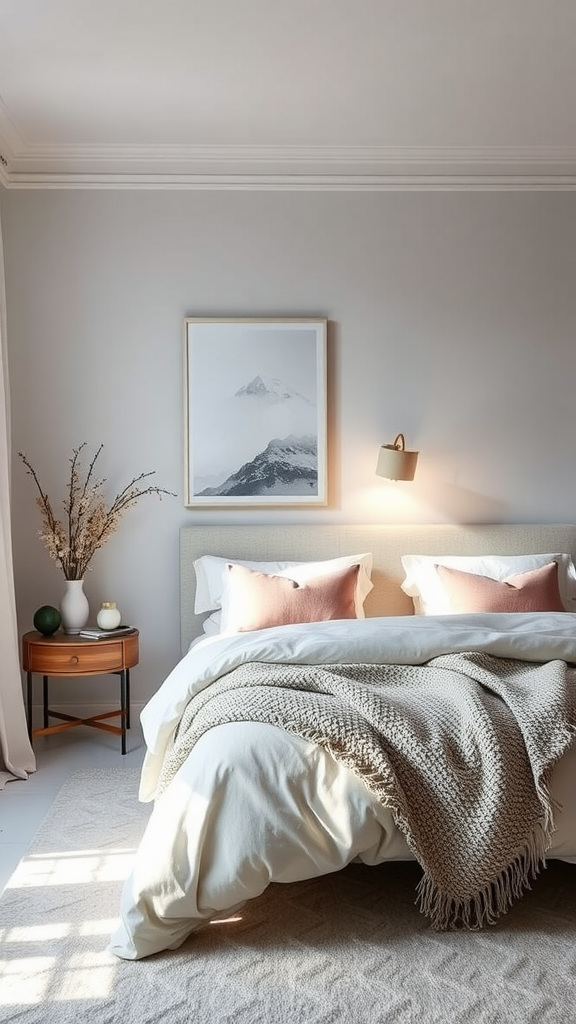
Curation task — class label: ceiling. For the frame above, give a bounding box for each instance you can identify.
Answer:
[1,0,575,190]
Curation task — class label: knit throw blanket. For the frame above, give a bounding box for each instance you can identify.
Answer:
[158,651,576,929]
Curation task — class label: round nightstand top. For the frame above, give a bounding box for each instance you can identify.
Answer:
[23,628,139,646]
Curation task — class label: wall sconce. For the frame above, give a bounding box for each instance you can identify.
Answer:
[376,433,419,481]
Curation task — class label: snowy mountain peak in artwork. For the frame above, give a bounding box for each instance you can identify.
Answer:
[235,374,312,405]
[192,371,319,497]
[197,434,318,497]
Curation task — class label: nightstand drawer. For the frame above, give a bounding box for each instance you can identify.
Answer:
[26,642,124,675]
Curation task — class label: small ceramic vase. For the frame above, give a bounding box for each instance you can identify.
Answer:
[96,601,122,630]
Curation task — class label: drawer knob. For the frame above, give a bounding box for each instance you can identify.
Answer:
[70,655,79,665]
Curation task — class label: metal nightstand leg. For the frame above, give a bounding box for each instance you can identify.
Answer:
[120,669,127,755]
[26,674,51,737]
[126,668,131,729]
[26,671,32,739]
[43,676,49,728]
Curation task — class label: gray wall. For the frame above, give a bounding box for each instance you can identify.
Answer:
[2,188,576,708]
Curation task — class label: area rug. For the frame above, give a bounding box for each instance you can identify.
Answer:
[1,768,576,1024]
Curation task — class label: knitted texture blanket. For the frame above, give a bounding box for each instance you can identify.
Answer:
[158,651,576,928]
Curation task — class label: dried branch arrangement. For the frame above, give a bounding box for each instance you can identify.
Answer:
[19,443,175,579]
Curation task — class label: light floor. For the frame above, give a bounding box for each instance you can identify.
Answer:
[0,724,146,896]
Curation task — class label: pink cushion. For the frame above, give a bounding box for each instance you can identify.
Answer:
[435,561,565,614]
[222,562,360,632]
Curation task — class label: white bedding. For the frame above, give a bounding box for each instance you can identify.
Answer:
[109,613,576,960]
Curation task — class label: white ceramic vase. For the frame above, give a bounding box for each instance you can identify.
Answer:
[60,579,90,634]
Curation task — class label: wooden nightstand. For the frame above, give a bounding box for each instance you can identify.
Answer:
[22,629,139,755]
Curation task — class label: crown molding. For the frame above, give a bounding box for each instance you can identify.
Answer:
[0,135,575,190]
[4,174,576,191]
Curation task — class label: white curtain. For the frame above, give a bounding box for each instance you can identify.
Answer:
[0,206,36,787]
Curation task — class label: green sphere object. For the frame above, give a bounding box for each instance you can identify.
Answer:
[33,605,61,636]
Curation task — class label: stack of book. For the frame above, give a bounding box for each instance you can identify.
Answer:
[79,625,136,639]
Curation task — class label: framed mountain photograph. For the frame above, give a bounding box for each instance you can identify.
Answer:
[184,317,328,507]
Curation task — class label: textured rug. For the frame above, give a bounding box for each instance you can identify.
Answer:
[1,768,576,1024]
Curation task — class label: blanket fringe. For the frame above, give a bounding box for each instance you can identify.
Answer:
[283,722,557,933]
[416,828,547,931]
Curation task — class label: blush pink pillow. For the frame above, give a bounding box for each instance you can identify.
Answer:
[435,561,565,614]
[222,562,360,633]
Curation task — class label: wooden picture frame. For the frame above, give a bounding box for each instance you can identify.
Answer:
[184,317,327,508]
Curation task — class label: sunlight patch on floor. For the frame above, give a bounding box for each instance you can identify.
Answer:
[0,957,57,1005]
[6,848,138,888]
[51,950,118,1001]
[1,922,70,942]
[0,949,119,1004]
[0,847,135,1006]
[78,917,120,936]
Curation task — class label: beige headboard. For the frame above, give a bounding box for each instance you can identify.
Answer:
[180,523,576,655]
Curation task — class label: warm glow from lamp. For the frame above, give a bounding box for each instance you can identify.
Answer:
[376,433,419,481]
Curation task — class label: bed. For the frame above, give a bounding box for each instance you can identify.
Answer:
[109,524,576,960]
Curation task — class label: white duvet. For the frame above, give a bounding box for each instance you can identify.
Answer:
[109,613,576,960]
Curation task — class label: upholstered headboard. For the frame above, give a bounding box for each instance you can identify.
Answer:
[180,523,576,655]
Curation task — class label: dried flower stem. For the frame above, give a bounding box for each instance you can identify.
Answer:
[19,443,175,579]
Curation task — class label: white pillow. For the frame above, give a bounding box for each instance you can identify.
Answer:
[201,611,222,636]
[195,556,298,613]
[400,552,576,615]
[194,552,374,619]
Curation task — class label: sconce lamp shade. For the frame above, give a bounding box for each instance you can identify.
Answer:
[376,433,419,481]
